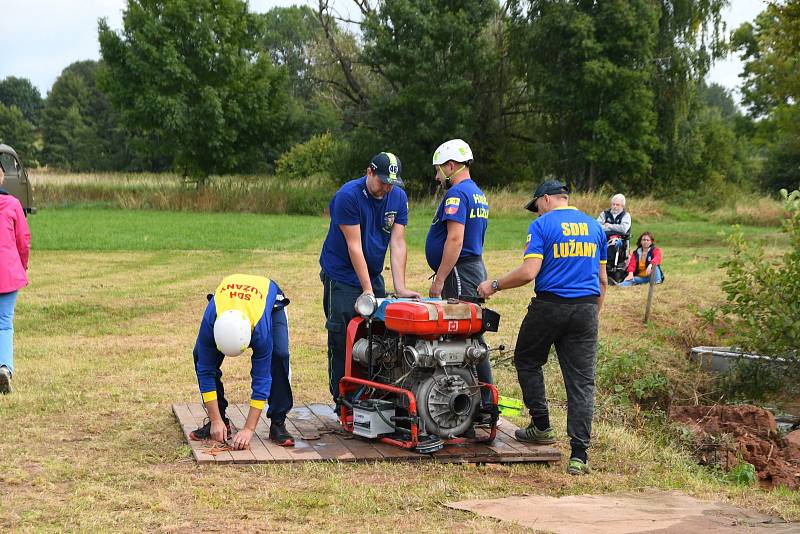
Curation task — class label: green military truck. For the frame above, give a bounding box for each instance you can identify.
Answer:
[0,144,35,215]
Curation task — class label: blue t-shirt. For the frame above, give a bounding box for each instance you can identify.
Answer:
[425,179,489,271]
[523,207,607,298]
[320,177,409,287]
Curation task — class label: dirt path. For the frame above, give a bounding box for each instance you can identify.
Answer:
[448,490,797,533]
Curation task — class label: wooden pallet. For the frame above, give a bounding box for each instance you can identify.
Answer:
[173,403,561,465]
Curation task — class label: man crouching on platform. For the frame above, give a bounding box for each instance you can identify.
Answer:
[190,273,295,449]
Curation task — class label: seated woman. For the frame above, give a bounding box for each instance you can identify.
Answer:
[619,232,663,286]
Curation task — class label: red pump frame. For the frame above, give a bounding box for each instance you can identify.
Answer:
[338,316,498,450]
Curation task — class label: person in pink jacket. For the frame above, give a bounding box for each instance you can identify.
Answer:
[0,163,31,394]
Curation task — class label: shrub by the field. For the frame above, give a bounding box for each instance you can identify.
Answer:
[275,132,351,182]
[596,345,671,411]
[704,189,800,399]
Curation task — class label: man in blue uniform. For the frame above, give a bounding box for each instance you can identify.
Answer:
[190,274,295,449]
[320,152,421,409]
[478,180,607,475]
[425,139,494,413]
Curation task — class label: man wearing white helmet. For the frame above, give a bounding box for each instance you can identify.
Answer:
[425,139,495,417]
[190,273,294,449]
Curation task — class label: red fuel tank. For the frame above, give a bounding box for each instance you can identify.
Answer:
[383,300,483,338]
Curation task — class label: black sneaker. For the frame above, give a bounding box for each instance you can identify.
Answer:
[189,418,232,441]
[567,457,591,475]
[0,366,11,394]
[269,421,295,447]
[514,422,556,444]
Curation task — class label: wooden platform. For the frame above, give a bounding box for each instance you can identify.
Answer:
[173,403,561,465]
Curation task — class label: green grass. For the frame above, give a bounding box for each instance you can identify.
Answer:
[28,207,537,252]
[3,206,799,531]
[27,206,787,252]
[29,209,329,251]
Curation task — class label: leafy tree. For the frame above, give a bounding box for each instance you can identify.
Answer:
[98,0,292,179]
[701,82,739,121]
[0,77,43,126]
[259,5,321,100]
[40,61,135,171]
[358,0,508,188]
[0,103,37,164]
[509,0,660,191]
[650,0,726,171]
[669,101,738,198]
[733,0,800,192]
[259,6,340,145]
[314,0,527,189]
[663,82,758,201]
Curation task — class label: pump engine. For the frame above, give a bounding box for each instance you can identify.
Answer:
[338,296,500,452]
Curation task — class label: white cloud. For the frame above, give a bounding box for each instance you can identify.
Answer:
[706,0,768,102]
[0,0,327,96]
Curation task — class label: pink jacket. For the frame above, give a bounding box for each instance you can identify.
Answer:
[626,246,662,275]
[0,192,30,293]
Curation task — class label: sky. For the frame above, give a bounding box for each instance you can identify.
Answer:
[0,0,767,101]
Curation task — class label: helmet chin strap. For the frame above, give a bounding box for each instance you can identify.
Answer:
[438,164,466,189]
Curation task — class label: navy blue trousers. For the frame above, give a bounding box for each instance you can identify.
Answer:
[321,270,386,405]
[193,306,293,424]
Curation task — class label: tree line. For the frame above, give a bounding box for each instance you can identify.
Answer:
[0,0,797,197]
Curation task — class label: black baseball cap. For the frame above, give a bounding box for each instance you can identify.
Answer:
[369,152,404,187]
[525,179,570,213]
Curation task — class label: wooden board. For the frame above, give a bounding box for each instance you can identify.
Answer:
[173,403,561,465]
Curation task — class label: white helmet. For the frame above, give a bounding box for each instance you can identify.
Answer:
[432,139,473,165]
[214,309,252,356]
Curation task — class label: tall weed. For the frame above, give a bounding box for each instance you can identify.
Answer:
[29,169,785,226]
[31,171,336,215]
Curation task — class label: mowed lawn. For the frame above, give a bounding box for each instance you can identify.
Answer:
[0,207,797,531]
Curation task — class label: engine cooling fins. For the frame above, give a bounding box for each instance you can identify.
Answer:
[415,435,444,454]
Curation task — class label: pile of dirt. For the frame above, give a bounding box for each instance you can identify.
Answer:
[670,404,800,489]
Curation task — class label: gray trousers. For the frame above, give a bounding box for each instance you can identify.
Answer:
[439,256,494,406]
[514,297,598,451]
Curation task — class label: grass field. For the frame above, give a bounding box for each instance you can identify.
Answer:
[1,203,797,532]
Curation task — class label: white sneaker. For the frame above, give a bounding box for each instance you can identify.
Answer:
[0,366,11,394]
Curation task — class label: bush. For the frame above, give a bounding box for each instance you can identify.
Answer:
[725,457,757,486]
[275,132,351,182]
[714,189,800,357]
[706,189,800,398]
[596,346,671,410]
[718,358,789,402]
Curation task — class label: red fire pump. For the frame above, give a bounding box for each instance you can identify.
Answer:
[338,296,501,453]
